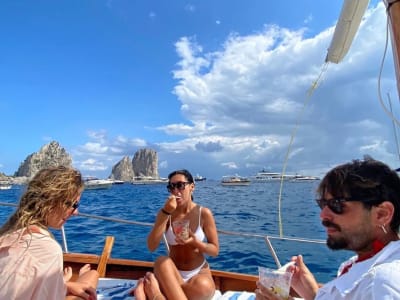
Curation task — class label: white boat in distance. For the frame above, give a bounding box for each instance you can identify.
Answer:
[131,176,168,185]
[84,177,113,190]
[251,170,320,182]
[0,180,12,190]
[221,175,251,186]
[291,176,320,182]
[194,174,207,182]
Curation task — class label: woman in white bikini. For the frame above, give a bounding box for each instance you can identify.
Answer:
[146,169,219,300]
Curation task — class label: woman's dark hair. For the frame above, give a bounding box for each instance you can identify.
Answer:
[168,169,194,184]
[168,169,195,200]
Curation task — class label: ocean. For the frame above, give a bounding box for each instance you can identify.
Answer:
[0,180,351,284]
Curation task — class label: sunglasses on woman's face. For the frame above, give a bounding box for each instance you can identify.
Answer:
[167,181,190,192]
[65,200,80,213]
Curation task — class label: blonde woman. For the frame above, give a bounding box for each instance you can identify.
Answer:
[146,169,219,300]
[0,166,98,300]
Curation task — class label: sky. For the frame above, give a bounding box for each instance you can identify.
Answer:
[1,0,398,180]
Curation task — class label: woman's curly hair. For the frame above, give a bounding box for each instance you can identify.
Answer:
[0,166,84,236]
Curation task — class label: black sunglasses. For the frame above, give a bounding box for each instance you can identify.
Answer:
[66,200,80,213]
[167,181,190,192]
[316,198,355,214]
[316,197,381,214]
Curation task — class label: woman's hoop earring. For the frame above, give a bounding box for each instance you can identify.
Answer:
[381,224,388,234]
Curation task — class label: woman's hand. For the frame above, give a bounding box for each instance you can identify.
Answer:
[66,281,97,300]
[163,195,177,213]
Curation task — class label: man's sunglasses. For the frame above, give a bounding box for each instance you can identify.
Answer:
[316,198,357,214]
[316,197,380,214]
[167,181,190,192]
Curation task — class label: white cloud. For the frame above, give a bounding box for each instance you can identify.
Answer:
[78,158,108,172]
[221,162,238,169]
[71,3,399,178]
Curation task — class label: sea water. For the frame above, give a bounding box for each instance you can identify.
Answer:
[0,181,351,283]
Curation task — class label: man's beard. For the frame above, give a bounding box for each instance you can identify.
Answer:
[327,236,348,250]
[322,219,348,250]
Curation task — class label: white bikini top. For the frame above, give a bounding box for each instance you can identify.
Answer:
[165,206,205,245]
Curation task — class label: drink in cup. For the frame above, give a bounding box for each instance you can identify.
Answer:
[258,266,293,300]
[172,219,190,240]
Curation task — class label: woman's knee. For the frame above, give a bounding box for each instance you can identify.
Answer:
[154,256,174,274]
[190,276,215,298]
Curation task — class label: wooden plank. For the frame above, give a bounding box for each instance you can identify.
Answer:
[97,236,115,277]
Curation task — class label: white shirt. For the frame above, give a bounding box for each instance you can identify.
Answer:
[0,227,66,299]
[316,240,400,300]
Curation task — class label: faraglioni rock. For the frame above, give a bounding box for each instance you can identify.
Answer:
[109,156,135,182]
[131,148,159,179]
[14,141,73,178]
[110,148,159,181]
[12,141,159,182]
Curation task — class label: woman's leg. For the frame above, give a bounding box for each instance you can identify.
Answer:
[182,268,215,300]
[153,256,188,299]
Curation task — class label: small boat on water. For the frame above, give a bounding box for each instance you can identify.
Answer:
[194,174,207,182]
[84,177,113,190]
[221,175,251,186]
[0,180,12,190]
[112,180,125,185]
[291,176,320,182]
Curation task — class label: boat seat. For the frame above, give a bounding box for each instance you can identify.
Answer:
[96,278,258,299]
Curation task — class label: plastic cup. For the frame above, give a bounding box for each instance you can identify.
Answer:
[258,266,293,300]
[172,219,190,240]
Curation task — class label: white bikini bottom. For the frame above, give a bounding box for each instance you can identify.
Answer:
[179,260,207,282]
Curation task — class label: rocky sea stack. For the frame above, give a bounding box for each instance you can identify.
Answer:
[11,141,159,182]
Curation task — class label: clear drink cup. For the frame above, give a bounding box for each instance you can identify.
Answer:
[258,266,293,300]
[172,219,190,240]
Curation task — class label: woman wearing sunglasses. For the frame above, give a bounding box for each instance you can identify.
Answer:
[0,166,98,300]
[144,169,219,300]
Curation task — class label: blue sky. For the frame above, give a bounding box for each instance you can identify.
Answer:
[1,0,397,180]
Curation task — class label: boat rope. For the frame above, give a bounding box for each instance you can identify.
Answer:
[387,93,400,161]
[277,62,329,238]
[377,9,400,129]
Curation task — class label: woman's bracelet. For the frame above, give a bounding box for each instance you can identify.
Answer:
[161,208,171,215]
